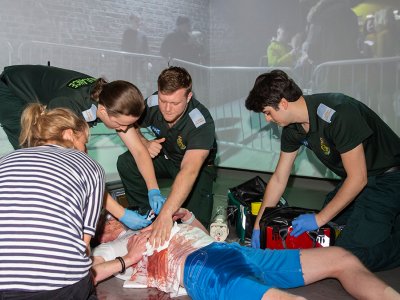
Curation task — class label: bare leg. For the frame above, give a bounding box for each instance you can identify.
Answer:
[262,288,307,300]
[300,246,399,300]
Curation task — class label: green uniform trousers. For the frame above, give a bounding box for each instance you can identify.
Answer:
[324,170,400,271]
[117,150,216,229]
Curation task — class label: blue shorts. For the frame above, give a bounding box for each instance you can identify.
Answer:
[183,242,304,300]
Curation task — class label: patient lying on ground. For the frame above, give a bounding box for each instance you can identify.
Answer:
[91,209,399,300]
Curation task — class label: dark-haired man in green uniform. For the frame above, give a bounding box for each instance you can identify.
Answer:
[245,69,400,272]
[0,64,166,232]
[117,66,217,247]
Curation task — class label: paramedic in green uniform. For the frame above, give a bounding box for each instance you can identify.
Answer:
[245,69,400,271]
[0,64,163,230]
[117,66,217,247]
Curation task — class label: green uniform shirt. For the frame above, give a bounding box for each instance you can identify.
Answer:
[139,93,217,166]
[1,65,99,126]
[281,93,400,177]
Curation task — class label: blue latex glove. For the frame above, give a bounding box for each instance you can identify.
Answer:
[119,209,151,230]
[148,189,166,214]
[291,213,318,237]
[251,229,260,249]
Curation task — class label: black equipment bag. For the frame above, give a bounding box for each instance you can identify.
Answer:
[227,176,288,243]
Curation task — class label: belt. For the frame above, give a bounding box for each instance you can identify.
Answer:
[384,165,400,174]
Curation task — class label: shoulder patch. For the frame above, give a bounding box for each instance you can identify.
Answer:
[147,95,159,108]
[317,103,336,123]
[189,108,206,128]
[81,104,97,122]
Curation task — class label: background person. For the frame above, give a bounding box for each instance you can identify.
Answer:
[301,0,360,66]
[0,64,163,230]
[117,66,217,247]
[91,208,400,300]
[160,16,204,64]
[245,69,400,272]
[267,24,298,68]
[374,7,400,58]
[0,104,104,299]
[121,13,149,54]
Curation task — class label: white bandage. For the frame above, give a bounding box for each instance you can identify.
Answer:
[181,212,195,225]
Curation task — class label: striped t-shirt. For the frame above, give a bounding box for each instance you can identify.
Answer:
[0,145,105,291]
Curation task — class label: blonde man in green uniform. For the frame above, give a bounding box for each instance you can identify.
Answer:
[0,64,164,231]
[245,69,400,271]
[117,66,217,248]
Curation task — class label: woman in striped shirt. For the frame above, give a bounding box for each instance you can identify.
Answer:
[0,104,105,299]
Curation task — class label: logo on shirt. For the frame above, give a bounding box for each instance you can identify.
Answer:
[301,139,309,148]
[67,77,97,89]
[150,126,161,135]
[177,135,186,150]
[320,138,330,155]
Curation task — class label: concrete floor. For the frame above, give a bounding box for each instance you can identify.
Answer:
[97,168,400,299]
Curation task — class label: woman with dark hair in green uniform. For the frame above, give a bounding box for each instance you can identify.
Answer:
[0,64,165,230]
[245,69,400,272]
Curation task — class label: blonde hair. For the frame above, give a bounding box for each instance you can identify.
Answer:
[19,103,89,148]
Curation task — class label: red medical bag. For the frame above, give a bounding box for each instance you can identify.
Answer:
[259,206,335,249]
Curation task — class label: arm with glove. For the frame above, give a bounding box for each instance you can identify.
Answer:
[103,192,151,230]
[251,151,297,248]
[148,149,209,249]
[291,144,367,237]
[148,188,166,214]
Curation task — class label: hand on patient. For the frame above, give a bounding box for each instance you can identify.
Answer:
[290,213,318,237]
[148,189,166,214]
[120,208,152,230]
[123,231,151,268]
[145,211,173,249]
[146,138,165,158]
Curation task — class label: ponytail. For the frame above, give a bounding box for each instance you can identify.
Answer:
[90,78,108,101]
[19,103,89,148]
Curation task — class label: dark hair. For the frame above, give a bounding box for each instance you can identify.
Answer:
[98,80,145,117]
[19,103,88,148]
[158,66,192,96]
[245,69,303,112]
[90,78,108,101]
[176,16,190,26]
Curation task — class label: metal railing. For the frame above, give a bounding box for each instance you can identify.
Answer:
[172,59,290,153]
[311,56,400,136]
